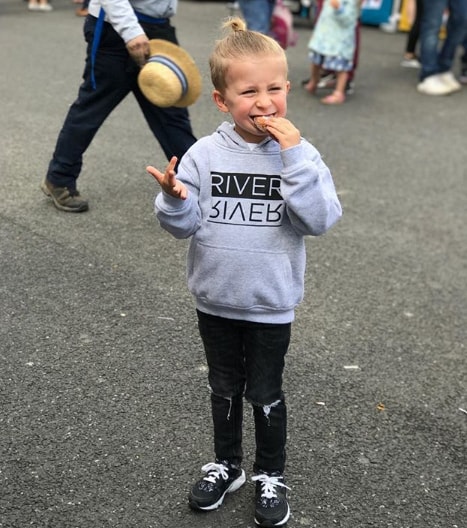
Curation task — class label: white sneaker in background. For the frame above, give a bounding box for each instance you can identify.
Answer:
[401,58,421,69]
[438,71,461,92]
[417,74,456,95]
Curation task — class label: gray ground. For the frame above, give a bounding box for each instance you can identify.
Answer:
[0,1,465,527]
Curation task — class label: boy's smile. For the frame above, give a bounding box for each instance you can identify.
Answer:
[212,55,290,143]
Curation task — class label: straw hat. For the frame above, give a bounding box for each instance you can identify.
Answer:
[138,39,202,108]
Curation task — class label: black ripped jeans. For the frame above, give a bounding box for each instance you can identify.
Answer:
[197,310,290,474]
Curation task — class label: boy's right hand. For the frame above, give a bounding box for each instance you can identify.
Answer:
[262,117,301,150]
[146,156,188,200]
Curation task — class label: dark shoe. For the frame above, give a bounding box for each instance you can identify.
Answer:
[189,461,246,511]
[41,179,89,212]
[252,471,290,527]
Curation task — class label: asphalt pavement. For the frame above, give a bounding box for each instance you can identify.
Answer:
[0,1,466,527]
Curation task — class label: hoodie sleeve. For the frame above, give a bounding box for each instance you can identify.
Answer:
[279,141,342,236]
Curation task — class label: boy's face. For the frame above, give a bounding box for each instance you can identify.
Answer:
[212,55,290,144]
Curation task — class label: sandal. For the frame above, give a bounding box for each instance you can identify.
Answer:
[321,91,345,105]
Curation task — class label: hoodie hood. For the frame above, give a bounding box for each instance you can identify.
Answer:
[213,121,278,153]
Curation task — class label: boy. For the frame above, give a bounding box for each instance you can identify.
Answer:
[147,17,342,527]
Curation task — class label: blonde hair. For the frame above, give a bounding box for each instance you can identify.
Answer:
[209,17,287,92]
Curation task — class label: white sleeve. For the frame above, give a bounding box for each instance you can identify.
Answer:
[89,0,144,43]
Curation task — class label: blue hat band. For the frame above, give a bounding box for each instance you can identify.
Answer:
[148,55,188,97]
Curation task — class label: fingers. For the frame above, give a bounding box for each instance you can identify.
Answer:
[172,182,188,200]
[146,157,187,199]
[146,157,178,182]
[127,35,150,67]
[264,118,300,148]
[163,156,178,187]
[166,156,178,173]
[146,165,165,184]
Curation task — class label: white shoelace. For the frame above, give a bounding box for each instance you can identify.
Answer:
[251,474,290,499]
[201,462,229,483]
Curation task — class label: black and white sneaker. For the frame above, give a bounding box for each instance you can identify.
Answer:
[252,471,290,527]
[301,74,355,95]
[317,72,337,89]
[301,72,336,89]
[189,460,246,511]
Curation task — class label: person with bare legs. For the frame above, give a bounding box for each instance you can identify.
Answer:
[304,0,361,104]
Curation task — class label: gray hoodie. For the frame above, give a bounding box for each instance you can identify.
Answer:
[155,121,342,324]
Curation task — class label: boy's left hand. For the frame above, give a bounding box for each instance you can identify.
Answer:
[262,117,301,150]
[146,156,188,200]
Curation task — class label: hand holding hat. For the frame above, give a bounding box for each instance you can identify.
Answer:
[127,34,151,68]
[138,40,202,108]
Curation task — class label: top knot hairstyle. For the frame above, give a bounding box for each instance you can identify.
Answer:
[209,17,287,92]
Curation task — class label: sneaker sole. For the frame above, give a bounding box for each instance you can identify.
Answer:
[189,469,246,511]
[255,502,290,527]
[416,85,454,96]
[40,181,89,213]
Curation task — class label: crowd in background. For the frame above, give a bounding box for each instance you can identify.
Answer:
[236,0,467,100]
[23,0,467,98]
